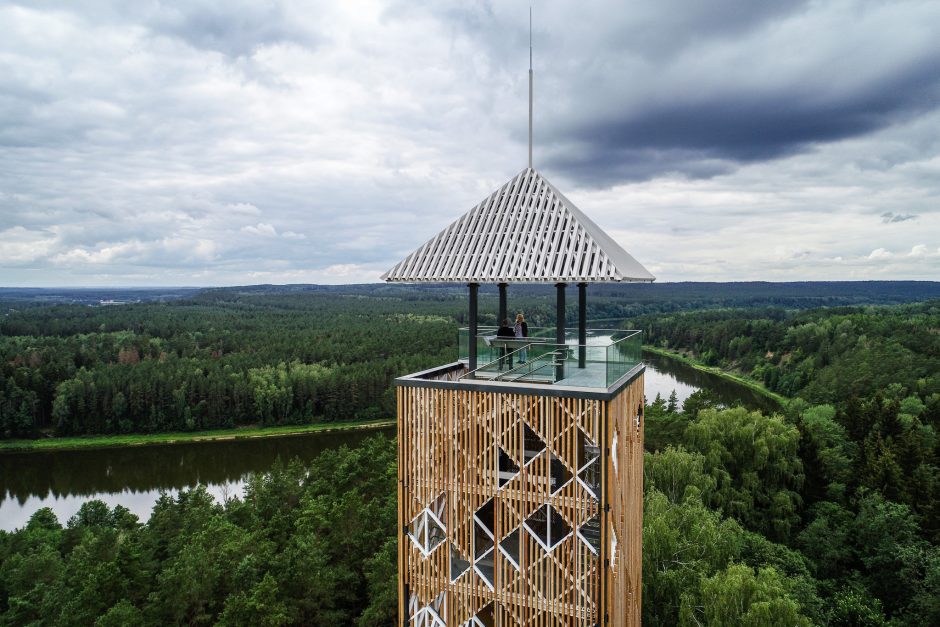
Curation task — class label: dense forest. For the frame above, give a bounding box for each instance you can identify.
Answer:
[641,398,939,625]
[0,291,460,438]
[639,302,940,534]
[2,283,940,625]
[0,436,397,626]
[3,403,937,625]
[637,300,940,624]
[4,282,939,440]
[637,301,940,403]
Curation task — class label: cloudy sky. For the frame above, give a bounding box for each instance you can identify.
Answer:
[1,0,939,286]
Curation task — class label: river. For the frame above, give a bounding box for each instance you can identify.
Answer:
[642,351,780,415]
[0,428,394,532]
[0,353,778,531]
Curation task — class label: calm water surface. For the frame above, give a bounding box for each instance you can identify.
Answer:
[0,428,394,531]
[0,354,777,531]
[642,351,780,415]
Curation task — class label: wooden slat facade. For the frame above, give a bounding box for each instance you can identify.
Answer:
[398,373,644,627]
[606,376,645,626]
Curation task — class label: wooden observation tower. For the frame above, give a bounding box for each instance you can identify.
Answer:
[383,23,655,626]
[384,166,654,627]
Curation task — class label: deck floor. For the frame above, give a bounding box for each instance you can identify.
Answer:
[472,369,555,384]
[470,360,610,387]
[555,361,607,387]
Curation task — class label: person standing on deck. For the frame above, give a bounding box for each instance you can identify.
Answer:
[514,313,528,364]
[497,318,515,370]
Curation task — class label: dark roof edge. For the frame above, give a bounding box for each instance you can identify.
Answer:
[395,362,645,401]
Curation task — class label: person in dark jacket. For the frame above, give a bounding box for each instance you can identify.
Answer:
[514,313,529,363]
[497,318,515,369]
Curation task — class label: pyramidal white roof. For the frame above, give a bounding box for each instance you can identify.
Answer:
[382,168,654,283]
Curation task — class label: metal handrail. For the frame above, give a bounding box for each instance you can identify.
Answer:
[608,329,642,344]
[502,352,566,383]
[494,348,565,381]
[458,343,538,380]
[460,339,603,380]
[460,326,640,338]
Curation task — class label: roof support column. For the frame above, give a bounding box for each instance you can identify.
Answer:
[556,282,566,381]
[578,282,587,369]
[468,283,479,373]
[498,283,508,326]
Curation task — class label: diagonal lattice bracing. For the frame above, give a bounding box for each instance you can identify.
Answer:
[398,378,644,626]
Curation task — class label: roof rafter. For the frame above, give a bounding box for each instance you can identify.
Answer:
[382,168,655,284]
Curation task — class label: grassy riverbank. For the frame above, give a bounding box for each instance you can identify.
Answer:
[0,418,395,453]
[643,345,789,407]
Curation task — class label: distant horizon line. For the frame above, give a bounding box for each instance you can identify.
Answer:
[2,279,940,290]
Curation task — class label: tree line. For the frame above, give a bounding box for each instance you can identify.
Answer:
[4,286,939,440]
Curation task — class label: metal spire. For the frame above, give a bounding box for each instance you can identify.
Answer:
[528,4,533,170]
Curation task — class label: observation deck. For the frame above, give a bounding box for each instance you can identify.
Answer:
[398,327,643,398]
[458,327,642,389]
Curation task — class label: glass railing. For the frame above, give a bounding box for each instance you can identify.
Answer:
[605,331,642,387]
[456,327,642,388]
[465,342,564,384]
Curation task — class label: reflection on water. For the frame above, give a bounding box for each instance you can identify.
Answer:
[0,427,394,531]
[0,353,779,532]
[643,351,780,415]
[644,359,700,407]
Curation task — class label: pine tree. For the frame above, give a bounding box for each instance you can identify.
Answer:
[667,390,679,414]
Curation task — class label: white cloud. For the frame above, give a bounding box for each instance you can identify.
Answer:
[241,223,278,237]
[0,227,59,264]
[51,237,217,267]
[244,263,383,284]
[323,263,372,278]
[907,244,940,258]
